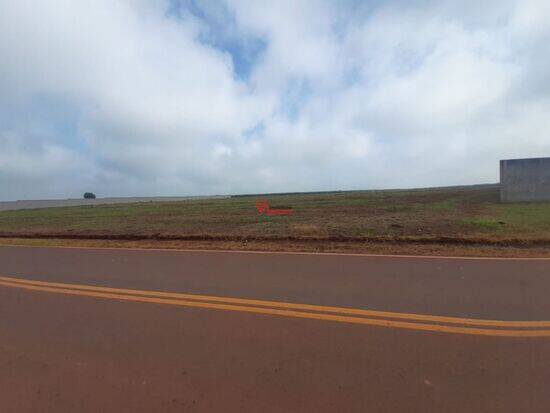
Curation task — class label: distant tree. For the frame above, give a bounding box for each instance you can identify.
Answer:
[83,192,96,199]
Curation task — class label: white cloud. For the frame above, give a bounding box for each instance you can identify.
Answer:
[1,0,550,200]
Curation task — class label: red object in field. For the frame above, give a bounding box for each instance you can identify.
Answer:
[256,200,293,216]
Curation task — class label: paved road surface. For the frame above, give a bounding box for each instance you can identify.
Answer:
[1,246,550,412]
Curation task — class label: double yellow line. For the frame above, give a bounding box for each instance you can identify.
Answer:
[1,274,550,337]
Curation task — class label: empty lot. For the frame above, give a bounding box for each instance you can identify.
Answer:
[1,185,550,256]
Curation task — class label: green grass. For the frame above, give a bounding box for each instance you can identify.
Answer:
[463,218,504,230]
[481,203,550,236]
[1,185,550,240]
[429,199,457,212]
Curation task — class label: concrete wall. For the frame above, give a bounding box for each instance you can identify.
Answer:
[500,157,550,202]
[0,196,230,212]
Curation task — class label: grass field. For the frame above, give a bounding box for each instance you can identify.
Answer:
[1,185,550,249]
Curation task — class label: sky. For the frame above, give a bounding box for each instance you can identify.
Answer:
[1,0,550,201]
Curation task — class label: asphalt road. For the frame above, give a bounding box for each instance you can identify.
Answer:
[1,246,550,412]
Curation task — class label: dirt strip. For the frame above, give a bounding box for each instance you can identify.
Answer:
[2,232,550,247]
[1,237,550,258]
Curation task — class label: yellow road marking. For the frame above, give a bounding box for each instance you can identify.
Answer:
[1,276,550,337]
[1,275,549,329]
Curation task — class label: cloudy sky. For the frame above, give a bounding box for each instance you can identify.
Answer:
[1,0,549,201]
